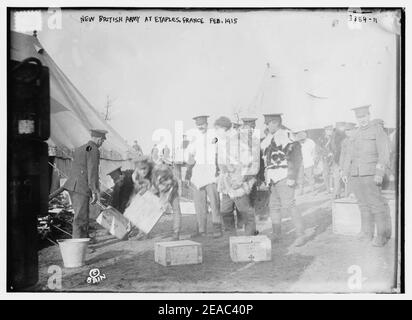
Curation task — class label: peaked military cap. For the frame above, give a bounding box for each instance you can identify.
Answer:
[192,115,209,125]
[242,117,258,126]
[263,113,283,124]
[90,129,108,138]
[351,105,371,117]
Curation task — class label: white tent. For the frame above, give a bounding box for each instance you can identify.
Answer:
[11,31,136,190]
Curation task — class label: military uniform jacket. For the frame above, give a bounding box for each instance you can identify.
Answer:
[261,128,303,184]
[339,137,352,169]
[342,122,390,177]
[110,170,134,213]
[63,141,100,196]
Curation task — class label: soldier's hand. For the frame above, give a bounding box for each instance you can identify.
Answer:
[286,179,295,187]
[374,175,383,185]
[342,176,348,184]
[90,192,98,205]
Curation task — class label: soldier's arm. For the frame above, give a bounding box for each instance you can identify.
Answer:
[287,142,303,181]
[342,140,353,178]
[185,141,196,165]
[339,141,346,169]
[241,136,260,176]
[375,126,391,177]
[87,146,100,194]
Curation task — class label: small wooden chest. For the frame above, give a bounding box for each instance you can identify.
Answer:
[229,235,272,262]
[154,240,203,266]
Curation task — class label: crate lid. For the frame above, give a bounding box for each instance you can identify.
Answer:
[155,240,201,247]
[229,235,270,244]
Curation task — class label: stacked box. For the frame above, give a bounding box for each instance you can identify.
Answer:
[155,240,202,266]
[229,235,271,262]
[332,196,396,236]
[96,206,130,240]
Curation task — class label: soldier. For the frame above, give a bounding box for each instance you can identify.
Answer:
[236,117,261,229]
[296,131,316,195]
[342,105,391,247]
[215,116,260,236]
[339,122,356,197]
[331,122,347,198]
[185,115,222,238]
[232,121,242,131]
[261,114,312,246]
[63,129,107,239]
[106,167,135,214]
[318,125,334,194]
[132,140,143,156]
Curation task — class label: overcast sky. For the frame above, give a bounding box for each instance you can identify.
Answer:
[16,9,399,152]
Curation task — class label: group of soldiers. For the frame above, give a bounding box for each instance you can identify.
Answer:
[62,104,395,248]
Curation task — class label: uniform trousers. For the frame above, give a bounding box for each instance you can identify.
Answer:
[351,175,391,239]
[69,191,90,238]
[193,183,221,233]
[269,179,304,235]
[220,193,256,235]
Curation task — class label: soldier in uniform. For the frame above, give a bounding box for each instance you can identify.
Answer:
[339,122,356,197]
[296,131,316,195]
[185,115,222,238]
[318,125,334,194]
[261,114,313,246]
[106,167,135,214]
[215,116,260,236]
[232,121,242,131]
[342,105,391,247]
[63,129,107,239]
[331,122,347,198]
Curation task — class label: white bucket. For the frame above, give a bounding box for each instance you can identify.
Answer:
[57,238,90,268]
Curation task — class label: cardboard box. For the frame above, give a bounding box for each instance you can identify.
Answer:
[332,196,396,236]
[96,206,130,240]
[124,191,166,234]
[229,235,271,262]
[154,240,202,266]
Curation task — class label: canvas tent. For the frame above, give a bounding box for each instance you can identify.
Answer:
[236,10,399,133]
[10,31,135,191]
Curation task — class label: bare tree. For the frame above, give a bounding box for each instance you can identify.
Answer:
[101,95,117,121]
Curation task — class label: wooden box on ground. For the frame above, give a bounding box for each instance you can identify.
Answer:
[229,235,271,262]
[332,196,396,236]
[96,206,130,240]
[154,240,203,266]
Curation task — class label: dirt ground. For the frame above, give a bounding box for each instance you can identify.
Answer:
[36,187,399,293]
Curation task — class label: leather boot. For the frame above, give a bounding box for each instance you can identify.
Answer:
[373,213,389,247]
[212,223,223,238]
[357,210,374,241]
[222,214,236,231]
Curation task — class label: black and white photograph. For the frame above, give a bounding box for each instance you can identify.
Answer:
[4,3,406,297]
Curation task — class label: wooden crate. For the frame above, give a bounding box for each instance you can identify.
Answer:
[124,191,166,234]
[332,196,396,236]
[154,240,202,266]
[229,235,271,262]
[96,206,130,240]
